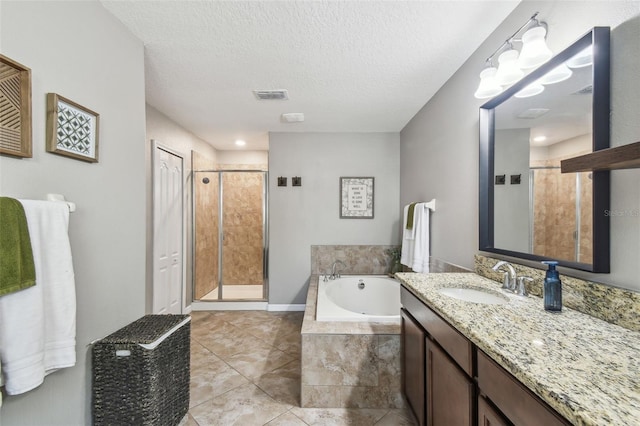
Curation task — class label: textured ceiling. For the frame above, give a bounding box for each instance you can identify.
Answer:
[101,1,520,150]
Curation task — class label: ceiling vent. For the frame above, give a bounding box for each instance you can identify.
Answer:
[517,108,550,119]
[253,89,289,100]
[281,113,304,123]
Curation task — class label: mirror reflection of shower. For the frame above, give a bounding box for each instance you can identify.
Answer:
[193,170,268,301]
[529,166,592,264]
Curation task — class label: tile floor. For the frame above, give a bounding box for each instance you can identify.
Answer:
[201,285,265,301]
[181,310,416,426]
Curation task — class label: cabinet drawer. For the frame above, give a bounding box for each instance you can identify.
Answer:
[401,286,473,376]
[477,351,570,426]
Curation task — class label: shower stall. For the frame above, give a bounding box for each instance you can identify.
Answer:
[529,166,592,264]
[192,170,268,301]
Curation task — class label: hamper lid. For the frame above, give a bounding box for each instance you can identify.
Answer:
[100,314,190,345]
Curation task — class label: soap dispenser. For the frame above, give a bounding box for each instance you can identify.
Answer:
[542,261,562,312]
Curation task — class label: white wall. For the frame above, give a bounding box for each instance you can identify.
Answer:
[400,1,640,291]
[0,1,146,425]
[269,132,400,304]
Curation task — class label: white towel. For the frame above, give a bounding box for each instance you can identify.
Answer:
[401,204,415,266]
[401,203,430,273]
[0,200,76,395]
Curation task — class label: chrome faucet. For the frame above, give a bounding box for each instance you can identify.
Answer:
[330,260,346,280]
[492,261,517,292]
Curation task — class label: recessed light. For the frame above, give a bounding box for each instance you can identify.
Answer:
[235,139,246,146]
[533,136,547,142]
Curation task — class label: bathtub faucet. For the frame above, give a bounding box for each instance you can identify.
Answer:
[330,260,347,280]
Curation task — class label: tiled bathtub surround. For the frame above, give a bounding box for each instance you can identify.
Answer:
[311,245,470,276]
[475,254,640,331]
[311,245,399,275]
[301,276,402,409]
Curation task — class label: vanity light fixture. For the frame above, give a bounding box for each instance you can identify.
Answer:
[514,81,544,98]
[566,45,593,68]
[495,48,524,86]
[540,63,573,85]
[474,12,554,99]
[474,64,503,99]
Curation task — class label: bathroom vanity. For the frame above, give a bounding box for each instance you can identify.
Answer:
[397,272,640,426]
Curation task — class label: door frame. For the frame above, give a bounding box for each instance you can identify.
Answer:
[151,140,186,313]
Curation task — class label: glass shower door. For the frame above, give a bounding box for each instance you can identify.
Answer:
[220,171,266,300]
[193,170,267,301]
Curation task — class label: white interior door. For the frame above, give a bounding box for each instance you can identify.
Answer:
[153,143,183,314]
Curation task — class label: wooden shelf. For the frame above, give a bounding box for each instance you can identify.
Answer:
[561,141,640,173]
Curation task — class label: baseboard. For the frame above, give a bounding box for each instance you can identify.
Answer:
[267,304,306,312]
[191,301,268,311]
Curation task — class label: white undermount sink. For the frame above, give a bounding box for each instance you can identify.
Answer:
[438,287,509,305]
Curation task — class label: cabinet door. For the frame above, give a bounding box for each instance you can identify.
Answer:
[427,339,473,426]
[402,309,426,426]
[478,396,510,426]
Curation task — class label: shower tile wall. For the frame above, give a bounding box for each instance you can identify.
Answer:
[222,172,264,286]
[531,158,592,264]
[194,172,219,299]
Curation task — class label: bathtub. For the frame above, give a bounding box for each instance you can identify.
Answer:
[316,275,400,322]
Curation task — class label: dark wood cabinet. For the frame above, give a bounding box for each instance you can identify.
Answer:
[402,288,473,426]
[478,396,510,426]
[427,339,474,426]
[477,351,570,426]
[402,309,426,426]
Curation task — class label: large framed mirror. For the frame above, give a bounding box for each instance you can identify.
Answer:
[479,27,610,272]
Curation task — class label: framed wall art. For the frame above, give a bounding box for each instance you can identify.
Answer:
[46,93,99,162]
[340,176,374,219]
[0,55,32,158]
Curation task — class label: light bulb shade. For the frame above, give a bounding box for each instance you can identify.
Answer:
[540,63,573,85]
[474,67,503,99]
[567,46,593,68]
[518,26,553,69]
[514,81,544,98]
[495,49,524,86]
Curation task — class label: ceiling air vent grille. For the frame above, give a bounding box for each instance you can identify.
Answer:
[253,89,289,100]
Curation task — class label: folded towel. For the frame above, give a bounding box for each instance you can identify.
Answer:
[401,202,430,273]
[0,200,76,395]
[0,197,36,296]
[411,205,430,273]
[405,202,418,230]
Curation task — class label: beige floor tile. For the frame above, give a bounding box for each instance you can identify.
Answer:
[289,407,389,426]
[189,356,249,408]
[189,382,292,426]
[188,310,408,426]
[374,408,417,425]
[224,344,296,380]
[264,411,308,426]
[255,359,301,406]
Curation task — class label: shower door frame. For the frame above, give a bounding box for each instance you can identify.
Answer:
[192,169,269,302]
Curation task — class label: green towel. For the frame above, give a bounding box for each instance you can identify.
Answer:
[406,202,418,230]
[0,197,36,296]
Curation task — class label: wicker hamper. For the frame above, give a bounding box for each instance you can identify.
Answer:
[92,314,191,426]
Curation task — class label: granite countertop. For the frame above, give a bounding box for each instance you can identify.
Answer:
[396,272,640,426]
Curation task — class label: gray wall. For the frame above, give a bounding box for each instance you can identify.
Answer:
[494,128,530,253]
[268,132,400,304]
[400,1,640,291]
[0,2,146,425]
[145,105,218,310]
